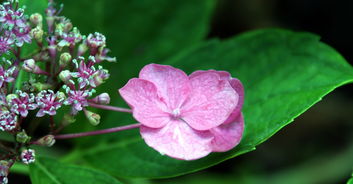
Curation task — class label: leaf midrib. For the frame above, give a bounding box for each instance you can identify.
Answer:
[34,160,62,184]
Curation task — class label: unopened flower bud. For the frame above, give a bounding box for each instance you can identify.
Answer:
[30,27,44,42]
[6,94,17,103]
[56,92,66,100]
[32,82,53,91]
[77,42,88,56]
[59,52,72,67]
[16,130,31,143]
[36,135,55,147]
[63,22,73,33]
[22,59,40,73]
[91,93,110,105]
[21,149,35,164]
[59,70,72,83]
[84,110,100,126]
[30,13,43,27]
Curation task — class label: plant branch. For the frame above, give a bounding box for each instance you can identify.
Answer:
[88,102,132,113]
[54,123,141,140]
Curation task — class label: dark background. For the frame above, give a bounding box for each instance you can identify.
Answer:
[9,0,353,183]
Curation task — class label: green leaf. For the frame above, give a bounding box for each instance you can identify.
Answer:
[67,29,353,178]
[29,157,122,184]
[61,0,216,102]
[348,173,353,184]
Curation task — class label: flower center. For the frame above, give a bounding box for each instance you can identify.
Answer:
[170,108,181,119]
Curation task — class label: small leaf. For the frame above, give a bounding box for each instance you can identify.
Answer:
[29,157,123,184]
[71,29,353,178]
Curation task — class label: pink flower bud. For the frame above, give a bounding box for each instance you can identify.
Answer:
[91,93,110,105]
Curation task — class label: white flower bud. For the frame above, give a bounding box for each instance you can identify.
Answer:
[30,27,44,42]
[84,110,100,126]
[59,70,72,83]
[22,59,39,73]
[30,13,43,27]
[36,135,56,147]
[59,52,72,67]
[91,93,110,105]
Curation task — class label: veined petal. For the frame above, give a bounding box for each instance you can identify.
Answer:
[140,120,213,160]
[139,64,191,110]
[182,72,238,130]
[190,70,244,124]
[189,70,231,79]
[210,113,244,152]
[119,78,170,128]
[224,78,244,124]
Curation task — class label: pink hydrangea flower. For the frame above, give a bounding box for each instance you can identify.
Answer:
[119,64,244,160]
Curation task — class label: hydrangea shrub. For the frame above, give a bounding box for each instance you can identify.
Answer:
[0,0,352,183]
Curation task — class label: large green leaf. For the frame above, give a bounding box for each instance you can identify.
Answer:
[29,157,122,184]
[66,29,353,178]
[61,0,215,106]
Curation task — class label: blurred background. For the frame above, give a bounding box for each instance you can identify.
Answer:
[9,0,353,183]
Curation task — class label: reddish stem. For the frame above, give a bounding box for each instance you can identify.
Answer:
[54,123,141,140]
[88,103,132,113]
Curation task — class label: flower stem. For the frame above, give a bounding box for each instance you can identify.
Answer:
[88,102,132,113]
[54,123,141,140]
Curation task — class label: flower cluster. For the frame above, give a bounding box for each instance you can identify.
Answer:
[0,0,115,179]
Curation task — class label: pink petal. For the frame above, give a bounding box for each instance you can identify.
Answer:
[140,120,213,160]
[190,70,244,124]
[182,72,238,130]
[210,113,244,152]
[36,109,45,117]
[139,64,191,110]
[189,70,231,80]
[119,78,170,128]
[224,78,244,124]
